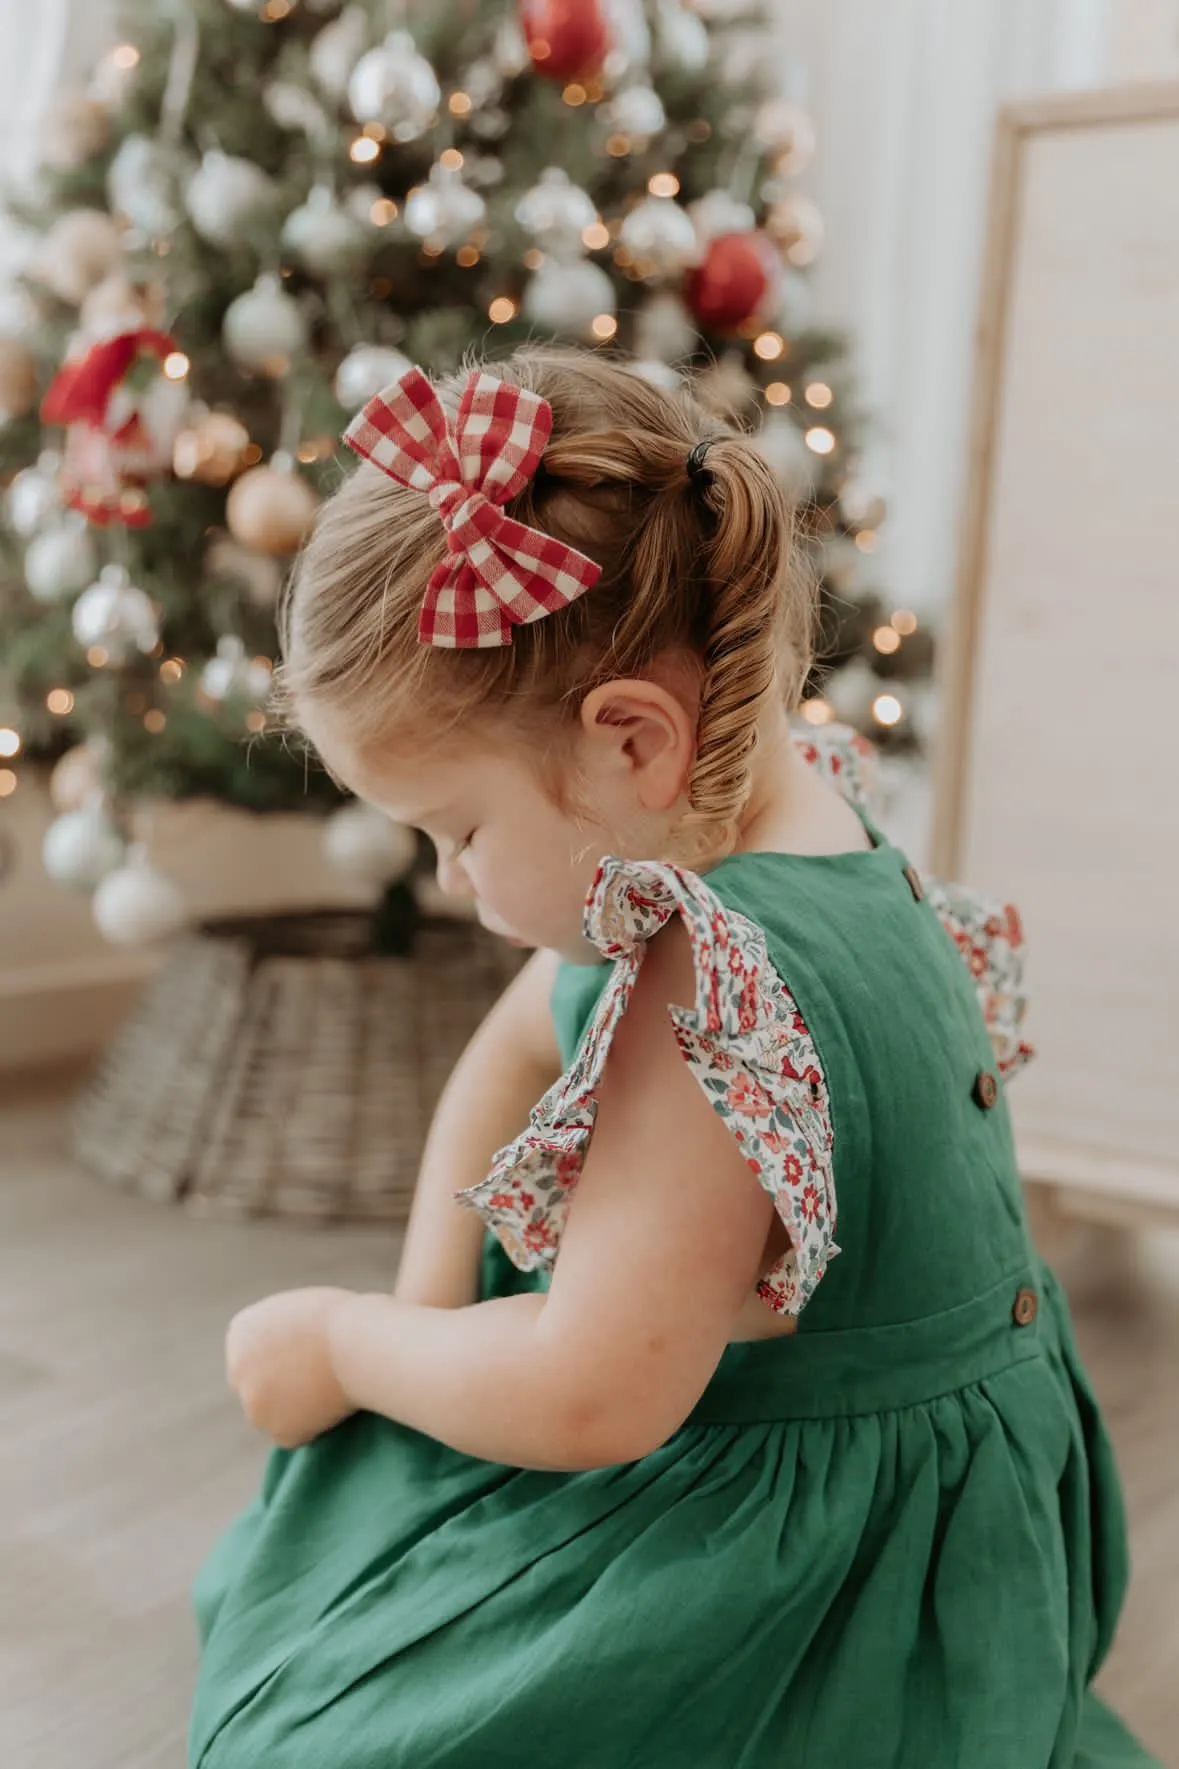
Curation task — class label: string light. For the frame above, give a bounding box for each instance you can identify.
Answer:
[563,83,588,106]
[46,689,74,715]
[163,352,190,381]
[242,443,264,466]
[350,137,381,165]
[0,727,20,758]
[449,92,472,117]
[801,698,833,726]
[765,382,792,406]
[111,44,140,70]
[363,122,387,142]
[686,119,711,143]
[591,313,618,341]
[872,694,903,727]
[456,245,480,268]
[523,247,545,270]
[159,658,185,684]
[421,242,445,259]
[0,769,16,798]
[144,709,166,733]
[245,710,268,734]
[607,134,631,157]
[805,381,833,408]
[805,426,837,456]
[440,148,464,171]
[261,0,294,18]
[648,172,680,198]
[754,331,785,362]
[488,296,518,324]
[87,646,109,668]
[581,222,610,251]
[369,198,398,227]
[891,609,919,636]
[873,626,901,655]
[855,530,878,554]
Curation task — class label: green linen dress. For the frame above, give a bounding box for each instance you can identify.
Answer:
[190,763,1156,1767]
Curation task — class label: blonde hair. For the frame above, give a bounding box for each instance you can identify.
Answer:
[279,345,815,863]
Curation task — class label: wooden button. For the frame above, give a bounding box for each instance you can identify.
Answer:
[902,864,925,902]
[1012,1288,1038,1327]
[973,1071,999,1110]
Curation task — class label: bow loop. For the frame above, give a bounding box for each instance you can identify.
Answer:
[343,365,601,649]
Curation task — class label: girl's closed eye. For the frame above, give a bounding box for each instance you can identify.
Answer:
[453,831,475,858]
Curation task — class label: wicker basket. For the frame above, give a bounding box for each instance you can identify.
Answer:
[72,910,525,1220]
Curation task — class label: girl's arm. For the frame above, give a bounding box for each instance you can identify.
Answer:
[330,923,775,1470]
[392,948,563,1310]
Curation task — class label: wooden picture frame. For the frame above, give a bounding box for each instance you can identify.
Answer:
[933,85,1179,1229]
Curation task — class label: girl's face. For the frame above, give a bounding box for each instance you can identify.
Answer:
[301,712,654,962]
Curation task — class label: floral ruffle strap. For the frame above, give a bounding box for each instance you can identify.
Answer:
[456,859,839,1317]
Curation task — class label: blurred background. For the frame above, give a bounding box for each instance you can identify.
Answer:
[0,3,1176,1765]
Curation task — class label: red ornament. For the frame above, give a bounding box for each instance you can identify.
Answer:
[520,0,611,81]
[42,328,186,527]
[685,232,782,333]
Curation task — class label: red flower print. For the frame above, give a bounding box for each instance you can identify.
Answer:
[707,972,723,1034]
[726,1074,775,1118]
[711,911,730,950]
[555,1152,581,1190]
[969,946,987,979]
[523,1221,557,1254]
[785,1154,804,1184]
[801,1184,821,1223]
[761,1129,787,1155]
[728,945,746,978]
[488,1192,516,1211]
[1004,904,1024,946]
[710,1048,734,1072]
[518,1190,535,1211]
[739,975,760,1033]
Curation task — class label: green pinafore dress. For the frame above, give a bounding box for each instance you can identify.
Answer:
[189,739,1157,1769]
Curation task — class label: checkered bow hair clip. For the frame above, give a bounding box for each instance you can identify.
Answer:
[343,365,602,649]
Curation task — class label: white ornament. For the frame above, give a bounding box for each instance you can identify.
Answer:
[24,518,97,604]
[619,196,698,275]
[348,31,440,143]
[43,803,125,891]
[323,802,417,886]
[754,415,817,500]
[200,635,273,703]
[265,81,333,139]
[463,59,505,109]
[515,169,597,254]
[523,257,616,338]
[283,185,371,274]
[492,16,530,77]
[634,291,697,362]
[610,84,665,137]
[334,343,412,412]
[826,658,878,726]
[187,150,277,249]
[753,99,816,173]
[631,359,682,392]
[71,563,160,660]
[222,274,308,374]
[92,848,187,945]
[8,452,63,537]
[603,0,651,74]
[107,135,188,240]
[655,0,710,71]
[310,6,370,100]
[404,164,486,246]
[690,189,755,250]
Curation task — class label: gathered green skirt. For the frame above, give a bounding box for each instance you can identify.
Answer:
[190,1250,1157,1768]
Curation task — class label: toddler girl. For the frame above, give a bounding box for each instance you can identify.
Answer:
[191,348,1155,1768]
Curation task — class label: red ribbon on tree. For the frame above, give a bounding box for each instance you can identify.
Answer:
[42,327,185,527]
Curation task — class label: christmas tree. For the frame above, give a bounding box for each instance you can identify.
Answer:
[0,0,931,943]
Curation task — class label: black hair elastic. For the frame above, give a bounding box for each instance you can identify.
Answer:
[686,437,719,486]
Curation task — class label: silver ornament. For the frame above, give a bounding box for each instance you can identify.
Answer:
[348,32,440,143]
[405,164,486,247]
[71,563,160,661]
[200,634,273,703]
[24,518,97,604]
[689,189,755,249]
[187,150,278,249]
[334,343,412,412]
[463,59,505,109]
[603,0,651,75]
[7,452,63,537]
[634,291,698,362]
[43,803,126,892]
[523,257,616,338]
[222,274,309,374]
[655,0,710,72]
[619,196,698,275]
[92,848,187,945]
[515,169,597,254]
[282,185,371,275]
[610,84,665,137]
[492,17,530,77]
[309,6,369,100]
[107,135,189,240]
[323,802,417,885]
[265,81,332,138]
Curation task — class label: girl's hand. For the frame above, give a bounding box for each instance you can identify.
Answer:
[225,1286,358,1449]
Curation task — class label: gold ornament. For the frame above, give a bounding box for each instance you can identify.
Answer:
[32,210,124,305]
[173,412,252,487]
[50,742,104,813]
[226,463,319,556]
[41,89,111,170]
[0,337,38,420]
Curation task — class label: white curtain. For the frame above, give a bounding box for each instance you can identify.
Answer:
[770,0,1118,621]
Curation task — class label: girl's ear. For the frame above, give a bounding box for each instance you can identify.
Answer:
[579,679,695,813]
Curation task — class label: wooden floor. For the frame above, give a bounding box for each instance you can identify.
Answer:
[2,1073,1177,1769]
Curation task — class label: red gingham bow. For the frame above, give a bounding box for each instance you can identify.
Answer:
[343,366,602,648]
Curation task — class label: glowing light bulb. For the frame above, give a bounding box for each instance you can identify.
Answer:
[872,694,903,727]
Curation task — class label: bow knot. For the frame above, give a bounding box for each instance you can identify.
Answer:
[343,366,602,649]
